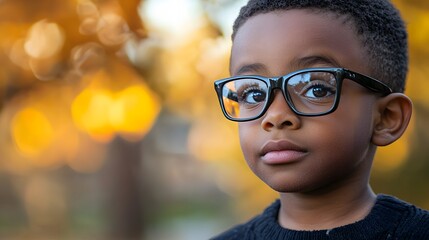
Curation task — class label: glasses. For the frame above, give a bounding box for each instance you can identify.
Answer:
[214,67,392,122]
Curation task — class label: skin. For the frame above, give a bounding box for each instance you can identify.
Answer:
[231,9,412,230]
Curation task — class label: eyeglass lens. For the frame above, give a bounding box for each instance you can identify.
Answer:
[221,71,338,119]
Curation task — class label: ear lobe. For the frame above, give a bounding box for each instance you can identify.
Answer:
[371,93,413,146]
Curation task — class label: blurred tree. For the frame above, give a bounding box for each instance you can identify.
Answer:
[0,0,157,239]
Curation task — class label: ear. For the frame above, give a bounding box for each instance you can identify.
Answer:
[371,93,412,146]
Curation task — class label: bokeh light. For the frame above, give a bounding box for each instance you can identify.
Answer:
[24,20,65,59]
[12,108,54,157]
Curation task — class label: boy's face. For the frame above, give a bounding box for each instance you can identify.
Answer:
[231,10,380,193]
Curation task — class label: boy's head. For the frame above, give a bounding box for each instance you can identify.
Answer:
[214,0,412,193]
[232,0,408,93]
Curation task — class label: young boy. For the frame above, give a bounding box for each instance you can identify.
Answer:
[212,0,429,239]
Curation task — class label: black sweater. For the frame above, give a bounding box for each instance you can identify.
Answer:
[211,195,429,240]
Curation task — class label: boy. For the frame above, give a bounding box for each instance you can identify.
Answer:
[212,0,429,239]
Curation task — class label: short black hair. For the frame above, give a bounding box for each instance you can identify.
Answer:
[232,0,408,93]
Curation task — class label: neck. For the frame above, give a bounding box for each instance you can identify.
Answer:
[278,179,376,231]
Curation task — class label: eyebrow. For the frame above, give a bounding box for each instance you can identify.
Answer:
[232,55,341,76]
[234,63,267,76]
[290,55,342,69]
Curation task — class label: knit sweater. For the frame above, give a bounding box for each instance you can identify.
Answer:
[211,194,429,240]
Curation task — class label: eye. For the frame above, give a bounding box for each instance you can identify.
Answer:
[301,81,336,99]
[237,85,267,104]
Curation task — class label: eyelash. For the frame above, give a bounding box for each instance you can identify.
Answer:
[299,81,336,98]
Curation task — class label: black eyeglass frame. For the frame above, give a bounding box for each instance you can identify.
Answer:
[214,67,393,122]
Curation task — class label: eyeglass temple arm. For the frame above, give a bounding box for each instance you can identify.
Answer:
[344,70,393,95]
[215,83,239,102]
[226,89,238,101]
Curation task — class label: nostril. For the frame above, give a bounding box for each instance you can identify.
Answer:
[260,92,301,131]
[262,118,295,131]
[282,120,293,127]
[261,113,301,131]
[265,122,274,129]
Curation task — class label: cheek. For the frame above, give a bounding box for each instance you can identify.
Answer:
[301,115,374,190]
[342,98,376,143]
[238,122,260,167]
[347,110,375,158]
[316,98,376,162]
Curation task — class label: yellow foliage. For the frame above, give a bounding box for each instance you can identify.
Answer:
[111,85,161,139]
[12,108,54,157]
[188,118,239,162]
[72,86,116,142]
[405,7,429,51]
[72,70,161,142]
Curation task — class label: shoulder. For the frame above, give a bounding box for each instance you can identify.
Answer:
[210,200,281,240]
[209,221,253,240]
[378,194,429,239]
[396,200,429,238]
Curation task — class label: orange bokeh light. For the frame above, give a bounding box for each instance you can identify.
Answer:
[72,86,115,142]
[110,84,161,139]
[11,107,54,157]
[72,72,161,142]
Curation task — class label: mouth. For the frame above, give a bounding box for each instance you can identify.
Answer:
[260,140,308,165]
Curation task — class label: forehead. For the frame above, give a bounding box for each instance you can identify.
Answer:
[230,9,368,76]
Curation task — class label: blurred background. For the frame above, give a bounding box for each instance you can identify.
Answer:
[0,0,429,239]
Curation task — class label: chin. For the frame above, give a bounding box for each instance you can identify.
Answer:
[269,184,307,193]
[260,175,311,193]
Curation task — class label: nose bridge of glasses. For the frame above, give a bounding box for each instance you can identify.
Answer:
[267,76,292,110]
[269,76,283,89]
[269,76,284,89]
[268,76,290,102]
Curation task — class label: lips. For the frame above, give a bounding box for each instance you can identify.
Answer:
[260,140,308,165]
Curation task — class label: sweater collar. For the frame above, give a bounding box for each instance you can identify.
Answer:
[252,194,407,240]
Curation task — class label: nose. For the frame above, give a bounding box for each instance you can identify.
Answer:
[261,90,301,131]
